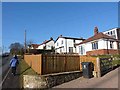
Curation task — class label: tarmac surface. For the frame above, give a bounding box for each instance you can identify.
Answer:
[53,66,120,89]
[2,65,20,89]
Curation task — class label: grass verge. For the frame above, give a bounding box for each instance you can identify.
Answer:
[18,58,37,88]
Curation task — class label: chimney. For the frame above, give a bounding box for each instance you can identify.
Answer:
[94,27,99,35]
[59,35,62,37]
[50,37,53,40]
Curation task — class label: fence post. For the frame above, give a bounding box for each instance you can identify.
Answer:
[97,57,101,77]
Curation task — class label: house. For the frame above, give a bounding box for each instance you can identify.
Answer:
[102,28,120,49]
[55,35,85,54]
[28,44,40,49]
[27,37,54,54]
[37,37,54,50]
[76,27,120,56]
[28,37,54,50]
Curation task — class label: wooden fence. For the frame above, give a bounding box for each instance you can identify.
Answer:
[97,56,120,77]
[24,54,80,75]
[24,54,42,74]
[24,54,120,77]
[42,54,80,74]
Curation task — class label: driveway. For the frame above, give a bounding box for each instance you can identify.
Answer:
[53,66,120,88]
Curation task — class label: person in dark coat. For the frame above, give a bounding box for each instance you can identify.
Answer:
[10,55,19,76]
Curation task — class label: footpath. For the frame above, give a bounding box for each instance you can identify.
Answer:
[54,66,120,89]
[2,66,20,89]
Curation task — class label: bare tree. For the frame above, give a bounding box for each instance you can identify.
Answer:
[9,42,24,55]
[26,40,35,48]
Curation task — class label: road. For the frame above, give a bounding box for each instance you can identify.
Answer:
[53,66,120,89]
[1,56,12,77]
[0,56,12,89]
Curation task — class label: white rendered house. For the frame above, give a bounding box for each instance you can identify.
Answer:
[28,37,54,50]
[37,37,54,50]
[55,35,85,54]
[103,28,120,49]
[76,27,119,55]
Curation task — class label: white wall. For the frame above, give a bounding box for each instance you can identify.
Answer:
[103,28,118,39]
[37,44,44,49]
[55,38,66,53]
[37,40,54,50]
[77,39,118,55]
[55,37,83,53]
[76,44,86,55]
[46,40,54,50]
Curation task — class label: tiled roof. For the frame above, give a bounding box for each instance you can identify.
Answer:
[31,38,54,48]
[76,32,117,45]
[40,39,54,45]
[31,44,40,49]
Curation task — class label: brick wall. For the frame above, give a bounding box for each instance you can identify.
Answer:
[86,49,120,56]
[80,56,97,72]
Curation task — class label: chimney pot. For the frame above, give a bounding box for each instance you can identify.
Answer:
[94,27,99,35]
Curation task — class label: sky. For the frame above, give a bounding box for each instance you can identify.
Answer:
[2,2,118,52]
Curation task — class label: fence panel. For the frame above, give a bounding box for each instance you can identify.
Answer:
[24,54,42,74]
[42,54,80,74]
[98,58,113,77]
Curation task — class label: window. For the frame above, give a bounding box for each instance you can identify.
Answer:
[57,43,59,46]
[113,35,116,39]
[108,32,109,35]
[113,30,115,34]
[110,41,113,49]
[74,40,75,43]
[61,40,63,45]
[60,48,62,53]
[69,47,73,53]
[79,46,84,55]
[92,41,98,50]
[119,43,120,49]
[111,31,112,35]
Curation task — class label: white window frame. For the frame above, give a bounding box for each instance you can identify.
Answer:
[92,41,98,50]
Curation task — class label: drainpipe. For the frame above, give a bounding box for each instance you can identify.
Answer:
[106,39,109,55]
[65,39,67,54]
[117,40,120,54]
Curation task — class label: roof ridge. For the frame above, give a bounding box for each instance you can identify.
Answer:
[76,32,117,45]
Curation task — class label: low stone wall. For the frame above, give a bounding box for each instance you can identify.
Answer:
[23,71,82,89]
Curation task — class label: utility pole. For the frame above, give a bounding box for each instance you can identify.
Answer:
[2,45,4,54]
[24,30,27,54]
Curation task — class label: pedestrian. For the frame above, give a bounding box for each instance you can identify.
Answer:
[10,55,19,76]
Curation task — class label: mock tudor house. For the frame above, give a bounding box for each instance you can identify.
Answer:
[55,35,85,54]
[76,27,120,56]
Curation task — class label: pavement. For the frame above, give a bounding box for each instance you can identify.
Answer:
[53,66,120,89]
[1,62,21,89]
